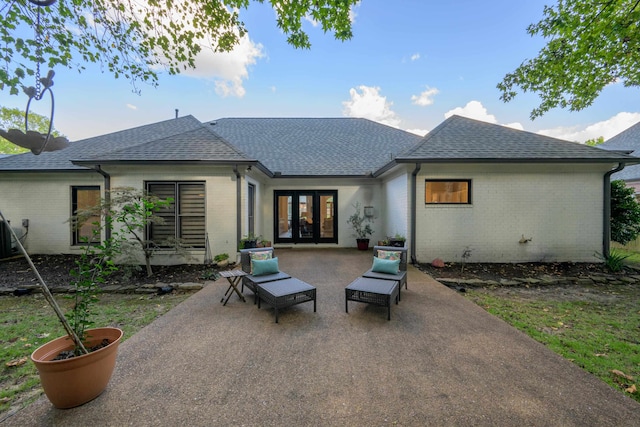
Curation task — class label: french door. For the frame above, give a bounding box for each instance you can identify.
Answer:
[274,190,338,244]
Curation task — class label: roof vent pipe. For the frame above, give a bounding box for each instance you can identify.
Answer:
[175,109,178,119]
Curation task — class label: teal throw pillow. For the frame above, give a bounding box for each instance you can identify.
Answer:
[252,257,279,276]
[371,257,400,274]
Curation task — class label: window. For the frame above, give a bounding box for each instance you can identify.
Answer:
[425,180,471,204]
[146,182,206,248]
[71,186,101,245]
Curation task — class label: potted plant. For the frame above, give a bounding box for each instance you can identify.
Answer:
[389,233,406,247]
[239,233,258,249]
[258,238,272,248]
[214,252,230,268]
[346,202,374,250]
[0,208,124,409]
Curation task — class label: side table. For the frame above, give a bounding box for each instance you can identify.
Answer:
[219,270,247,306]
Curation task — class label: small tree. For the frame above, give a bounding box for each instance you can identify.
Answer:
[611,180,640,245]
[109,187,174,277]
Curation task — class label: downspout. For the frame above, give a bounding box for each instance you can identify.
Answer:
[410,163,421,264]
[603,163,625,258]
[233,165,242,251]
[93,165,111,241]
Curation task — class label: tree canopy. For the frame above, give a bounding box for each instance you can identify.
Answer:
[0,0,357,95]
[498,0,640,119]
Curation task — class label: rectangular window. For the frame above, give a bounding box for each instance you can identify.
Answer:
[71,186,101,245]
[146,182,206,248]
[425,180,471,204]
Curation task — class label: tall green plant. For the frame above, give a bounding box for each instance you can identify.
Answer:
[68,220,121,355]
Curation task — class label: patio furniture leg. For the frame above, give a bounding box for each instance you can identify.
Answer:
[221,275,246,306]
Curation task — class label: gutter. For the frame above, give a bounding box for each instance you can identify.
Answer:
[410,163,421,264]
[233,165,242,251]
[603,163,625,258]
[92,165,111,240]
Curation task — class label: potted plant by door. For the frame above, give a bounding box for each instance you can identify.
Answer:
[346,202,374,250]
[0,206,124,409]
[240,233,258,249]
[388,233,406,247]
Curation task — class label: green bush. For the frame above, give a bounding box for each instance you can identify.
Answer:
[596,250,630,272]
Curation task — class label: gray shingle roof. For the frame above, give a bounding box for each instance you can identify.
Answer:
[397,115,640,163]
[73,125,251,164]
[207,118,423,176]
[600,121,640,181]
[0,115,205,171]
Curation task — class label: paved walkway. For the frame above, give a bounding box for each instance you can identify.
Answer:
[4,248,639,426]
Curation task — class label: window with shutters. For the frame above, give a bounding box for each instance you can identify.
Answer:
[146,182,206,248]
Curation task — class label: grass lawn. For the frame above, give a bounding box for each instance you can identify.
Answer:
[0,292,191,421]
[464,285,640,404]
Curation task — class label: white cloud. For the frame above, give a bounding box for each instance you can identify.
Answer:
[504,122,524,131]
[126,104,137,110]
[410,53,420,61]
[445,100,497,123]
[342,85,401,128]
[180,35,264,98]
[411,86,439,106]
[537,112,640,142]
[444,101,524,130]
[405,128,428,136]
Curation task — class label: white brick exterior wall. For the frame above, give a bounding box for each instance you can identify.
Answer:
[382,170,409,243]
[0,162,615,264]
[0,172,103,254]
[414,163,609,263]
[263,178,384,247]
[0,166,239,263]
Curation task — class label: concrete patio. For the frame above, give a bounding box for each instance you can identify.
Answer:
[4,248,639,426]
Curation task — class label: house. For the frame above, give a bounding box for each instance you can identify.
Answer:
[1,114,638,265]
[600,121,640,195]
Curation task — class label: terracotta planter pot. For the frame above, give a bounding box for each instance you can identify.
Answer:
[356,239,370,251]
[31,327,123,409]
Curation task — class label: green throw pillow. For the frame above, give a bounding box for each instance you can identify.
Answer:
[252,257,279,276]
[372,257,400,274]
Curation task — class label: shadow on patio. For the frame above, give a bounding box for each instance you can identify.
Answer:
[5,248,639,426]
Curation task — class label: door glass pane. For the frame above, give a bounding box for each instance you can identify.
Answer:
[320,195,334,238]
[248,184,255,236]
[74,187,101,244]
[299,195,313,238]
[277,195,292,238]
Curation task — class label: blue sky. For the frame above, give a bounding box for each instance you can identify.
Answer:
[3,0,640,143]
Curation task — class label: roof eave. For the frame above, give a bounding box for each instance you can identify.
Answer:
[0,168,93,173]
[394,157,640,164]
[71,159,261,167]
